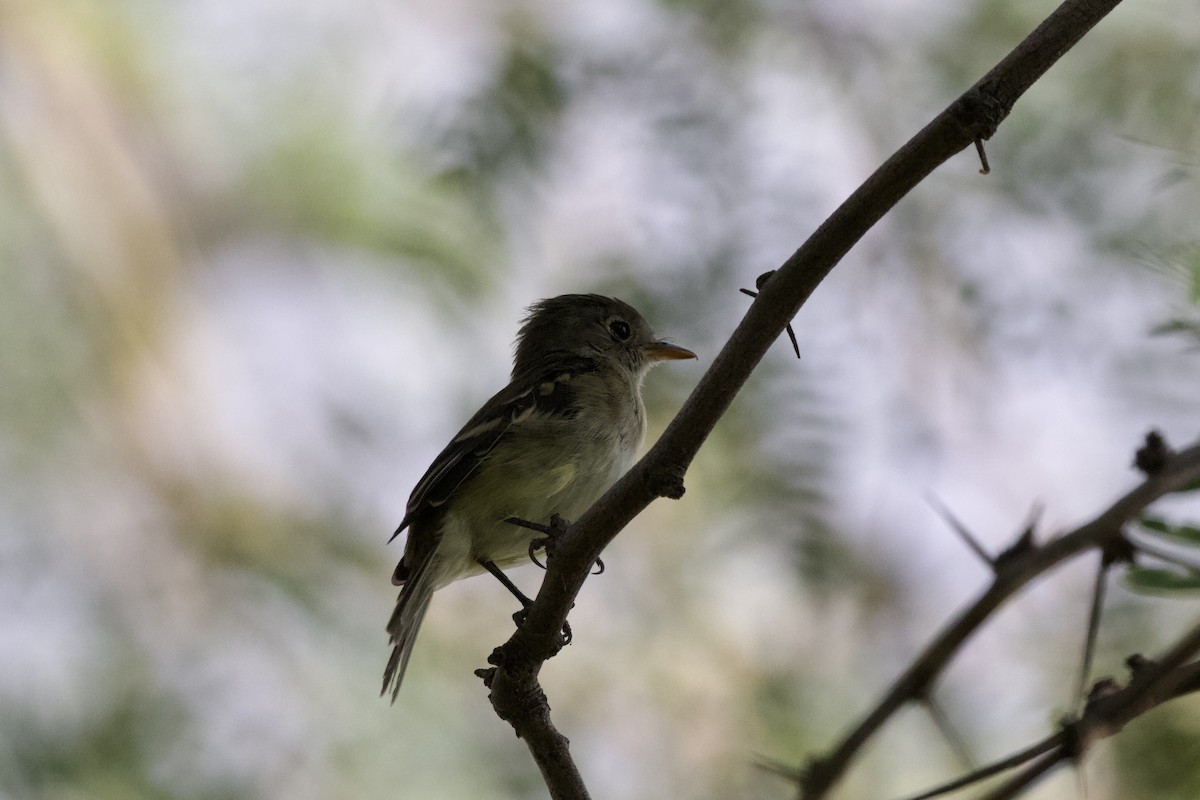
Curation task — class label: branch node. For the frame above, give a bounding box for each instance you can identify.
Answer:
[1134,429,1172,476]
[994,508,1040,571]
[1057,715,1086,763]
[489,670,553,730]
[647,465,687,500]
[487,647,507,669]
[1125,653,1153,676]
[1085,677,1120,706]
[922,695,976,769]
[949,85,1008,145]
[800,758,834,800]
[1101,531,1136,567]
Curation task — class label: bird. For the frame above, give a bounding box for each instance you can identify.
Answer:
[383,294,696,700]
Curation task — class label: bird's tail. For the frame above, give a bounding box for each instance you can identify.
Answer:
[381,556,436,702]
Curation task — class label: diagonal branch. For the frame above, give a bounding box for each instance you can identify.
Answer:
[897,733,1064,800]
[893,650,1200,800]
[981,637,1200,800]
[800,439,1200,799]
[480,0,1135,795]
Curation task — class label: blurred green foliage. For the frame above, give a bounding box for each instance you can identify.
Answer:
[1,1,1198,799]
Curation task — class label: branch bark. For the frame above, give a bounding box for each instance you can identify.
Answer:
[897,655,1200,800]
[480,0,1132,795]
[981,633,1200,800]
[801,440,1200,799]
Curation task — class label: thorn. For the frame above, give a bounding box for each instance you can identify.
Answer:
[995,501,1042,569]
[1021,500,1045,537]
[784,324,802,360]
[925,493,995,568]
[974,138,991,174]
[754,757,804,781]
[739,271,802,359]
[923,695,976,769]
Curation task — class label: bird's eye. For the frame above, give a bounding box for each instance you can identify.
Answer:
[608,319,632,341]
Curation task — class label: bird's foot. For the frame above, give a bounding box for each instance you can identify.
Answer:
[504,514,604,575]
[528,513,571,568]
[505,513,570,568]
[511,605,573,649]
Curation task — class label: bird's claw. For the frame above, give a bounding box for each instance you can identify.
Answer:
[515,513,571,569]
[512,514,604,575]
[511,606,573,648]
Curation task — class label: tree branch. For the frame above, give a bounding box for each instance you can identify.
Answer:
[898,733,1065,800]
[981,640,1200,800]
[480,0,1133,795]
[894,655,1200,800]
[800,439,1200,799]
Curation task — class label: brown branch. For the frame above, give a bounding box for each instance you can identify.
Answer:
[480,0,1133,794]
[800,439,1200,799]
[475,662,590,800]
[895,653,1200,800]
[897,733,1064,800]
[981,640,1200,800]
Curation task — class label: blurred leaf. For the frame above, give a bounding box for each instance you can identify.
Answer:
[1139,516,1173,533]
[1138,516,1200,545]
[2,677,193,800]
[441,30,566,181]
[660,0,762,54]
[1114,701,1200,800]
[1125,566,1200,594]
[1150,317,1200,342]
[240,122,499,291]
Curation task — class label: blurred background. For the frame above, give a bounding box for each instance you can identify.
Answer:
[1,0,1199,798]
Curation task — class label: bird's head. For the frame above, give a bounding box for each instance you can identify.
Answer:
[513,294,695,378]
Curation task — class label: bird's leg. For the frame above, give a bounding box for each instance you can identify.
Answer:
[478,559,572,647]
[480,559,534,606]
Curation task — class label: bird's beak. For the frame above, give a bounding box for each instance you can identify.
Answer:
[645,341,697,362]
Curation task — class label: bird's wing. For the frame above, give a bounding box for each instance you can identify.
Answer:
[390,355,597,543]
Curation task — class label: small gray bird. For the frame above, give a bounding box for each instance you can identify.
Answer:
[383,294,695,699]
